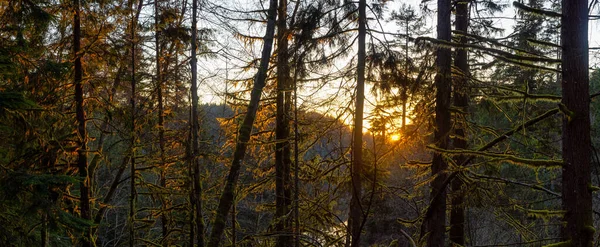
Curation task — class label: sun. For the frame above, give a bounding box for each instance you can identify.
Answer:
[389,134,401,142]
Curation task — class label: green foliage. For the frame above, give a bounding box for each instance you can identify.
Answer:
[0,92,40,113]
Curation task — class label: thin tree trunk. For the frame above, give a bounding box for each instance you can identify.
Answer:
[154,1,172,245]
[191,0,205,245]
[156,8,167,246]
[207,0,278,245]
[129,0,138,245]
[73,0,91,245]
[561,0,592,245]
[293,57,301,247]
[402,19,409,130]
[188,130,195,247]
[276,0,292,246]
[349,0,366,246]
[425,0,451,245]
[449,0,469,245]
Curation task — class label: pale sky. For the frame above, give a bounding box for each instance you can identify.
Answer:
[195,0,600,133]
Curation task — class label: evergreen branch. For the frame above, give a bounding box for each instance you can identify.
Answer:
[423,107,562,213]
[416,36,560,63]
[471,107,559,156]
[527,38,561,48]
[428,146,563,167]
[453,30,545,58]
[469,172,560,196]
[486,52,560,73]
[513,205,565,217]
[491,85,562,102]
[493,95,560,102]
[0,92,41,111]
[513,1,561,18]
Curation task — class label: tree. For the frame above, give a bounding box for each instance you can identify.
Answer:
[190,0,205,244]
[423,0,452,245]
[207,0,278,245]
[128,0,138,245]
[73,0,92,245]
[389,4,428,131]
[348,0,366,245]
[449,0,469,244]
[560,0,592,245]
[153,0,169,243]
[275,0,293,246]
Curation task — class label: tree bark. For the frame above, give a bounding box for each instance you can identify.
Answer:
[129,2,137,246]
[73,0,91,246]
[155,2,168,244]
[154,1,172,245]
[275,0,293,246]
[561,0,592,246]
[349,0,366,246]
[191,0,205,245]
[402,19,409,130]
[425,0,451,245]
[206,0,278,245]
[450,0,469,245]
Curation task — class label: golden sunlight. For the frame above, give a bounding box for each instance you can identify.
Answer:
[389,134,401,142]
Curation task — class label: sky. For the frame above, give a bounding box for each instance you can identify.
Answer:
[194,0,600,134]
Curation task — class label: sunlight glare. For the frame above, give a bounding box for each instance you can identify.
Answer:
[390,134,401,142]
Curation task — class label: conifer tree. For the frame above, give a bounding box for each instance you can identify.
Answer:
[423,0,452,245]
[73,0,92,245]
[207,0,278,245]
[560,0,592,245]
[450,0,469,244]
[275,0,293,246]
[128,0,138,244]
[190,0,205,244]
[349,0,366,245]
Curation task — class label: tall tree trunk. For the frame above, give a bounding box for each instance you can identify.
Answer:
[156,5,167,245]
[275,0,292,246]
[129,3,137,246]
[449,0,469,245]
[426,0,451,245]
[293,62,301,247]
[207,0,278,245]
[349,0,366,246]
[73,0,91,246]
[561,0,592,246]
[191,0,205,245]
[154,1,172,245]
[402,19,409,130]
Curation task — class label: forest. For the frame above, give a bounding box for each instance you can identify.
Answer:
[1,0,599,246]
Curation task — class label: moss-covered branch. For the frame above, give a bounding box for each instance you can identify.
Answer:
[470,107,560,158]
[416,36,560,64]
[453,30,544,57]
[469,172,560,196]
[428,145,563,167]
[527,38,561,48]
[513,1,561,18]
[485,52,560,73]
[490,85,562,102]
